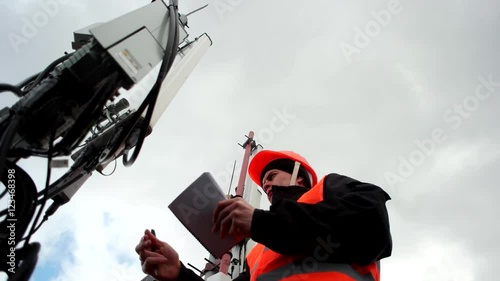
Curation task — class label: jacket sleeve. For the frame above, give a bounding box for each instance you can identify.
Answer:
[175,260,251,281]
[249,173,392,265]
[175,262,205,281]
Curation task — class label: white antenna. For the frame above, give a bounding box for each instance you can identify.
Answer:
[179,4,209,27]
[187,4,209,16]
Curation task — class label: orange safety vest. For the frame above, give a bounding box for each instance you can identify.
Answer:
[245,176,381,281]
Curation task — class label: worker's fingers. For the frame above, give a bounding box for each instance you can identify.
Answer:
[144,230,165,249]
[213,199,236,224]
[138,241,152,255]
[143,249,165,259]
[212,201,238,233]
[228,217,238,237]
[145,229,156,240]
[212,200,229,221]
[142,253,169,275]
[136,234,146,253]
[141,249,167,267]
[135,234,152,254]
[135,241,142,255]
[212,202,233,231]
[218,212,238,239]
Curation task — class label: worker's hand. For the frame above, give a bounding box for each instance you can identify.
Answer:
[135,229,181,281]
[212,197,255,239]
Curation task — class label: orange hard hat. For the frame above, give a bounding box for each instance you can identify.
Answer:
[248,150,318,187]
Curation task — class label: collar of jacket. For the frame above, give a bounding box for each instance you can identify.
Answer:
[271,185,310,205]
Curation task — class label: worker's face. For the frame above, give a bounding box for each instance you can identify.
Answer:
[261,169,296,202]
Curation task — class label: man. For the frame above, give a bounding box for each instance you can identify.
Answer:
[135,150,392,281]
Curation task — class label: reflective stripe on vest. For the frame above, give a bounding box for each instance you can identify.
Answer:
[255,261,376,281]
[251,247,269,275]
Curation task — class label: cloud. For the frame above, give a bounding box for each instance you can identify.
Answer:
[383,216,478,281]
[31,231,75,281]
[433,138,500,177]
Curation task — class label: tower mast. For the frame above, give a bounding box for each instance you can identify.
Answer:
[218,131,257,275]
[199,131,262,281]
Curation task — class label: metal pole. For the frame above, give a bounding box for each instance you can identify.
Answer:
[218,131,255,275]
[236,131,254,197]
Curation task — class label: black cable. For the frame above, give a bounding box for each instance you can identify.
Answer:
[122,0,179,166]
[0,116,20,183]
[0,84,22,97]
[0,166,35,250]
[21,52,73,94]
[12,242,40,281]
[238,245,243,262]
[242,240,248,272]
[16,72,40,92]
[0,188,7,199]
[31,216,47,234]
[0,114,18,199]
[30,200,58,234]
[6,84,67,159]
[23,125,54,246]
[124,1,178,158]
[98,159,117,176]
[51,72,120,155]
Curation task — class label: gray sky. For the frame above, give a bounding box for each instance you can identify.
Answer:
[1,0,499,280]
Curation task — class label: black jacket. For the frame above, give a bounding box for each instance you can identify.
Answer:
[175,173,392,281]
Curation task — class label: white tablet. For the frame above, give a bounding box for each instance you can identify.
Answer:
[168,172,242,259]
